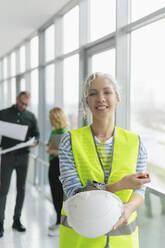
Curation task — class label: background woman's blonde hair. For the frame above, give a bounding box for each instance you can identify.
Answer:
[49,107,69,129]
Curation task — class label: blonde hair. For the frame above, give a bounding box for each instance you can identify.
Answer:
[82,72,120,119]
[49,107,69,129]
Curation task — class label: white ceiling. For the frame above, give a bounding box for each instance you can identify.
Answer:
[0,0,71,58]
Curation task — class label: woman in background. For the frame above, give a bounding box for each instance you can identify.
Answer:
[47,107,69,236]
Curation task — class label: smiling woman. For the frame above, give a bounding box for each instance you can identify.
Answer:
[59,72,151,248]
[84,74,119,142]
[85,74,119,128]
[82,73,120,122]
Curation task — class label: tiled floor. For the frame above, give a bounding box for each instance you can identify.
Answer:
[0,174,59,248]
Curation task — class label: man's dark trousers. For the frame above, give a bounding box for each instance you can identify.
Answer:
[0,152,29,222]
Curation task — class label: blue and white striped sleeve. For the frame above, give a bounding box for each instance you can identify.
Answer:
[59,132,84,198]
[59,133,148,199]
[134,137,148,198]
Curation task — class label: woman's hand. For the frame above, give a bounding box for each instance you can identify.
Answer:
[47,148,58,155]
[119,172,151,190]
[49,141,56,149]
[112,203,132,230]
[47,141,58,155]
[105,172,151,193]
[112,193,144,230]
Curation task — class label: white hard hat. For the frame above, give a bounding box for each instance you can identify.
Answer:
[63,190,123,238]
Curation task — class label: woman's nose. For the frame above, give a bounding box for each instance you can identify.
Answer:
[97,93,105,102]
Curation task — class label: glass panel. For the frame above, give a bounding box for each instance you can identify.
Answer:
[20,78,26,91]
[0,82,4,109]
[64,54,79,129]
[44,25,55,62]
[0,60,2,80]
[30,36,39,68]
[92,49,115,77]
[132,0,165,22]
[45,64,55,140]
[138,190,165,248]
[63,6,79,53]
[11,52,16,77]
[11,78,16,104]
[30,69,39,117]
[90,0,116,41]
[131,19,165,190]
[3,80,8,107]
[20,46,26,73]
[3,57,8,79]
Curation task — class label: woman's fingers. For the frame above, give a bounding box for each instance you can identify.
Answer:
[121,172,151,190]
[136,172,150,179]
[136,172,151,185]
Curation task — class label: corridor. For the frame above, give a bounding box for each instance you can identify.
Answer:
[0,174,59,248]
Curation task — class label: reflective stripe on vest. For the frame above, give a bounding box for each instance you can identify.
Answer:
[61,214,137,236]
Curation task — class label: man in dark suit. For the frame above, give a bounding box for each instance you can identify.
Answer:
[0,91,40,238]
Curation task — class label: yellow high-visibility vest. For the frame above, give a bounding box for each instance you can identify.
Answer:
[60,126,140,248]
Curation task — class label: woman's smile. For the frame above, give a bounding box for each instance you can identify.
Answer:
[95,105,109,110]
[87,77,118,118]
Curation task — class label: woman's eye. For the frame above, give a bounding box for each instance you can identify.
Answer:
[89,92,97,96]
[104,91,112,94]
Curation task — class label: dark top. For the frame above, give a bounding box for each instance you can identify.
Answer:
[0,105,40,153]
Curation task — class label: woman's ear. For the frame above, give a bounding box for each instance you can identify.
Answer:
[115,98,120,107]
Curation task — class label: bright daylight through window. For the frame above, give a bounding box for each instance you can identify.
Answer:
[131,19,165,190]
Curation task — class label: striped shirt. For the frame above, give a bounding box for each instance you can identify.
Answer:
[96,136,113,183]
[59,131,147,198]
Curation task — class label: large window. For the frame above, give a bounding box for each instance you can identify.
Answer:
[11,78,16,104]
[20,46,26,73]
[63,6,79,53]
[0,83,5,109]
[90,0,116,41]
[132,0,165,22]
[44,25,55,62]
[3,57,8,79]
[30,69,39,117]
[0,82,4,109]
[45,64,55,140]
[0,60,2,81]
[30,36,39,68]
[92,49,115,77]
[64,54,79,129]
[3,80,8,108]
[11,52,16,76]
[131,19,165,189]
[20,78,26,91]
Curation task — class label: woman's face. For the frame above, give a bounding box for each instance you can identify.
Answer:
[87,77,119,119]
[49,113,56,127]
